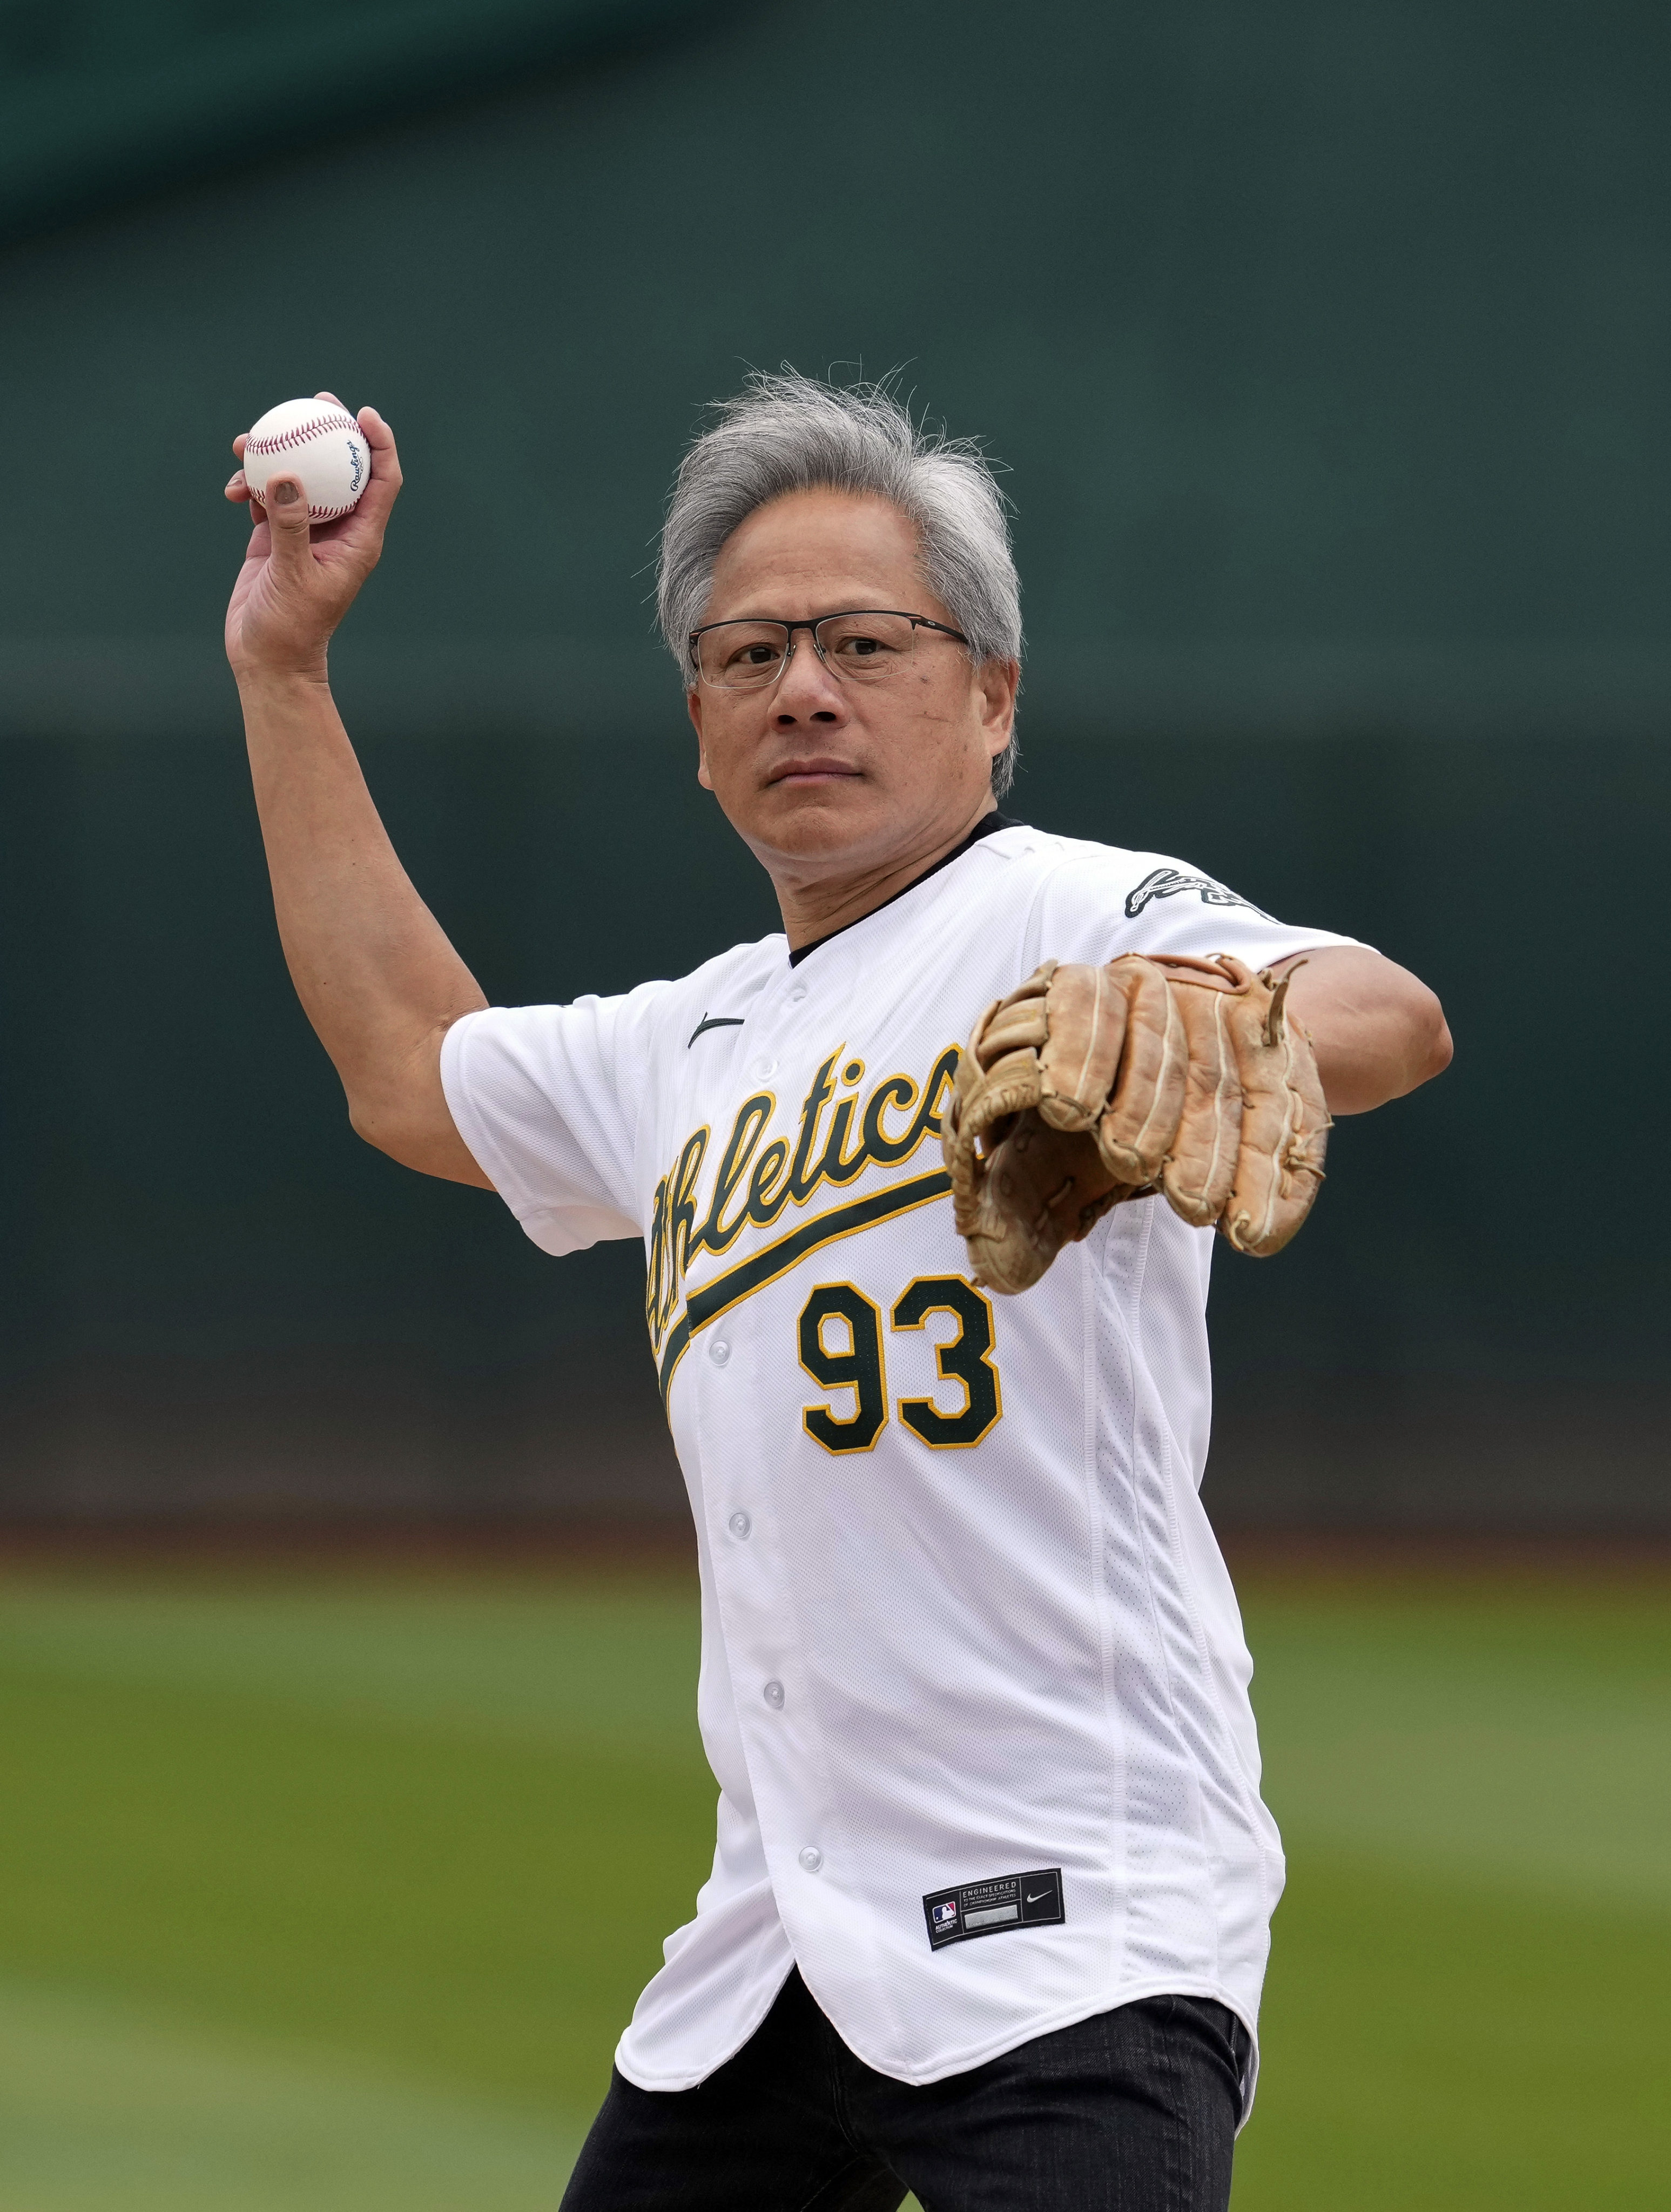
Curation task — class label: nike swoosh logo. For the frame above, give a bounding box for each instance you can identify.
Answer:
[1025,1891,1052,1904]
[687,1014,745,1049]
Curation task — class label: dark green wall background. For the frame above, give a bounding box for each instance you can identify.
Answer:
[1,1,1666,1524]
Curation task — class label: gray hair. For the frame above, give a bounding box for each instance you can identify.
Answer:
[657,371,1022,797]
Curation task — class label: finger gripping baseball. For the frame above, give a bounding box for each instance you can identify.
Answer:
[945,953,1332,1292]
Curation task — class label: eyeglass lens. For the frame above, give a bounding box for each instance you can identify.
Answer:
[695,612,921,689]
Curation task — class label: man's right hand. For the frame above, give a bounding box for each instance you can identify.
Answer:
[224,394,402,684]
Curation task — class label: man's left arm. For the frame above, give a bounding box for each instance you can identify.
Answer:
[1272,946,1452,1115]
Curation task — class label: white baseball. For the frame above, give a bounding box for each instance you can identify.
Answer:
[241,398,372,522]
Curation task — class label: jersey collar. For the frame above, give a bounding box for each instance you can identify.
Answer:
[786,812,1019,970]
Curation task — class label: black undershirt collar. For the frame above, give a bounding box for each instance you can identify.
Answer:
[786,812,1019,968]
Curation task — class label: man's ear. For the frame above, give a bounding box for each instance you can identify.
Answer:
[688,689,714,789]
[978,658,1020,757]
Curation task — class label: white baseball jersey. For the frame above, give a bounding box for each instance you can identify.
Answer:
[440,820,1356,2108]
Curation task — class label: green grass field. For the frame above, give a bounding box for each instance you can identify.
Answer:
[0,1554,1663,2209]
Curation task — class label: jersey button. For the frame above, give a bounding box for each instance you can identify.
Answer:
[709,1339,730,1367]
[728,1510,751,1540]
[750,1055,777,1080]
[787,985,807,1004]
[798,1846,823,1873]
[763,1679,785,1709]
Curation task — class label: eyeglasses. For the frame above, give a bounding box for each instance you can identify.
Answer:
[688,609,969,691]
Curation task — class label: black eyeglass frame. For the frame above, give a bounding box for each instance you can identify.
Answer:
[686,608,971,688]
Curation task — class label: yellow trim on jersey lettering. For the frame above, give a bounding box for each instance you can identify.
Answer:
[797,1280,889,1454]
[657,1168,952,1404]
[695,1090,778,1258]
[646,1044,960,1357]
[890,1275,1005,1449]
[646,1124,710,1343]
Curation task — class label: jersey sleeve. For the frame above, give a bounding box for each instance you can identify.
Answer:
[440,983,668,1256]
[1033,843,1363,971]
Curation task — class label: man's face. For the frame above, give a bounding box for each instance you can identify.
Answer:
[687,489,1018,884]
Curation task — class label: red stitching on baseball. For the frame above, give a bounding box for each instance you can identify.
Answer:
[244,409,359,457]
[249,494,360,520]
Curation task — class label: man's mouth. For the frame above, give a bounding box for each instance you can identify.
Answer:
[767,757,863,787]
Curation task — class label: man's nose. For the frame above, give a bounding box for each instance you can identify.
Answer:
[771,636,847,724]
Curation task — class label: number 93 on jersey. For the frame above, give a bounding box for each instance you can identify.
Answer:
[797,1275,1002,1455]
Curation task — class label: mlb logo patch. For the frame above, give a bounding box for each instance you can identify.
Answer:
[922,1869,1064,1951]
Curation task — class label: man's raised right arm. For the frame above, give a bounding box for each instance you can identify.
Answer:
[225,399,491,1187]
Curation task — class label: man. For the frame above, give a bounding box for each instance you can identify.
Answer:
[225,373,1450,2210]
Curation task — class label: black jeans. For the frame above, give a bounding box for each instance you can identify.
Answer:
[560,1969,1249,2212]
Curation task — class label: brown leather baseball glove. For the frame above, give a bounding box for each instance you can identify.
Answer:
[942,954,1332,1294]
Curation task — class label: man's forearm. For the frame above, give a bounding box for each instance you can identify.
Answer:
[1276,945,1452,1115]
[239,670,491,1182]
